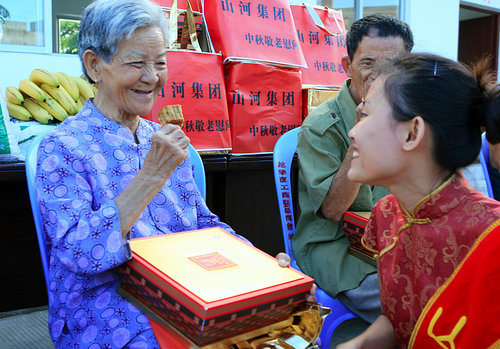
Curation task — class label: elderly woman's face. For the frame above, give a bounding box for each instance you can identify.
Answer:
[95,26,167,118]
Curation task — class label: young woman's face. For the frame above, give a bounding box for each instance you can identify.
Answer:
[348,76,409,187]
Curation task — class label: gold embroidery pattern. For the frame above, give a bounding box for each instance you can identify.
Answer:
[427,307,466,349]
[370,175,455,260]
[374,211,431,259]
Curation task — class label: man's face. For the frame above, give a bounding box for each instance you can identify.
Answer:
[344,35,407,105]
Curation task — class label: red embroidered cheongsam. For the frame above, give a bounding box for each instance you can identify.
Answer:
[362,174,500,347]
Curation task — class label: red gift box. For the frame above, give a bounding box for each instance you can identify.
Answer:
[342,211,376,265]
[116,227,313,346]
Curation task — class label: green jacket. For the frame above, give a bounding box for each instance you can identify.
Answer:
[293,80,389,296]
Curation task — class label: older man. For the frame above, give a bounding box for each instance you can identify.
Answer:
[293,14,414,333]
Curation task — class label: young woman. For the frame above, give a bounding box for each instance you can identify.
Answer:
[339,53,500,348]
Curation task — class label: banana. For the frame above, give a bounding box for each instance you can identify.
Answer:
[40,83,78,115]
[6,101,32,121]
[5,86,25,105]
[23,98,55,124]
[71,76,95,101]
[75,97,84,112]
[91,84,98,95]
[19,79,48,103]
[38,97,69,122]
[78,94,87,106]
[54,72,79,102]
[29,68,60,88]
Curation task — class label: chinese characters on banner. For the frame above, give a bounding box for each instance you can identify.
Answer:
[291,5,348,87]
[204,0,306,67]
[225,62,302,153]
[142,51,232,151]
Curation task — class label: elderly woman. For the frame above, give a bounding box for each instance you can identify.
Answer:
[338,53,500,348]
[36,0,241,347]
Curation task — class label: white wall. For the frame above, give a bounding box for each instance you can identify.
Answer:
[0,52,83,89]
[404,0,460,60]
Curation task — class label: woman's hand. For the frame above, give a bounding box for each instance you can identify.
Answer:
[275,252,317,303]
[115,124,190,236]
[276,252,291,267]
[142,124,190,183]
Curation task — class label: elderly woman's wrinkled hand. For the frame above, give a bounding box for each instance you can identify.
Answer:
[276,252,291,267]
[143,124,190,181]
[275,252,317,303]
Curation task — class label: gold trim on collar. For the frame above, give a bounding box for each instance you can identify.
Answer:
[375,209,432,259]
[368,174,456,260]
[410,173,456,216]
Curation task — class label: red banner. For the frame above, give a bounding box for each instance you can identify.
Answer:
[225,62,302,154]
[291,5,348,87]
[204,0,306,67]
[142,50,232,152]
[151,0,203,12]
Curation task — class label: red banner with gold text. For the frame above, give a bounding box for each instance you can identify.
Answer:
[225,62,302,154]
[291,5,348,87]
[204,0,306,67]
[142,50,232,152]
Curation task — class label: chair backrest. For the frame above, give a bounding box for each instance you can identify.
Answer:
[188,144,206,201]
[479,132,494,199]
[272,126,300,262]
[272,126,358,349]
[25,130,52,295]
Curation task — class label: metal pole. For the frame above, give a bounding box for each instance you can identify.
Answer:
[355,0,363,20]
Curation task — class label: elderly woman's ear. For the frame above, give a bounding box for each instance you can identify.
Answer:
[82,49,100,84]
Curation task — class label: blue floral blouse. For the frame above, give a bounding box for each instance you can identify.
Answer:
[37,100,236,348]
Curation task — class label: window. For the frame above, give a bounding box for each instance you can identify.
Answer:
[57,17,80,54]
[0,0,51,53]
[51,0,91,53]
[363,0,399,18]
[331,0,355,30]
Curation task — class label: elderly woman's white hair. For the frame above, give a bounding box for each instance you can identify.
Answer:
[77,0,169,83]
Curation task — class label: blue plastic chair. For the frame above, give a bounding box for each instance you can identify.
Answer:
[478,132,494,199]
[26,131,52,295]
[188,144,206,201]
[272,126,357,348]
[26,131,206,295]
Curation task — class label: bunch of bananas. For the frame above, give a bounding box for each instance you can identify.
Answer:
[5,69,98,124]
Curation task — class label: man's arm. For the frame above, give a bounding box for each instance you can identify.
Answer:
[320,143,361,222]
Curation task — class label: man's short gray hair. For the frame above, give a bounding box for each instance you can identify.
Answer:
[78,0,169,82]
